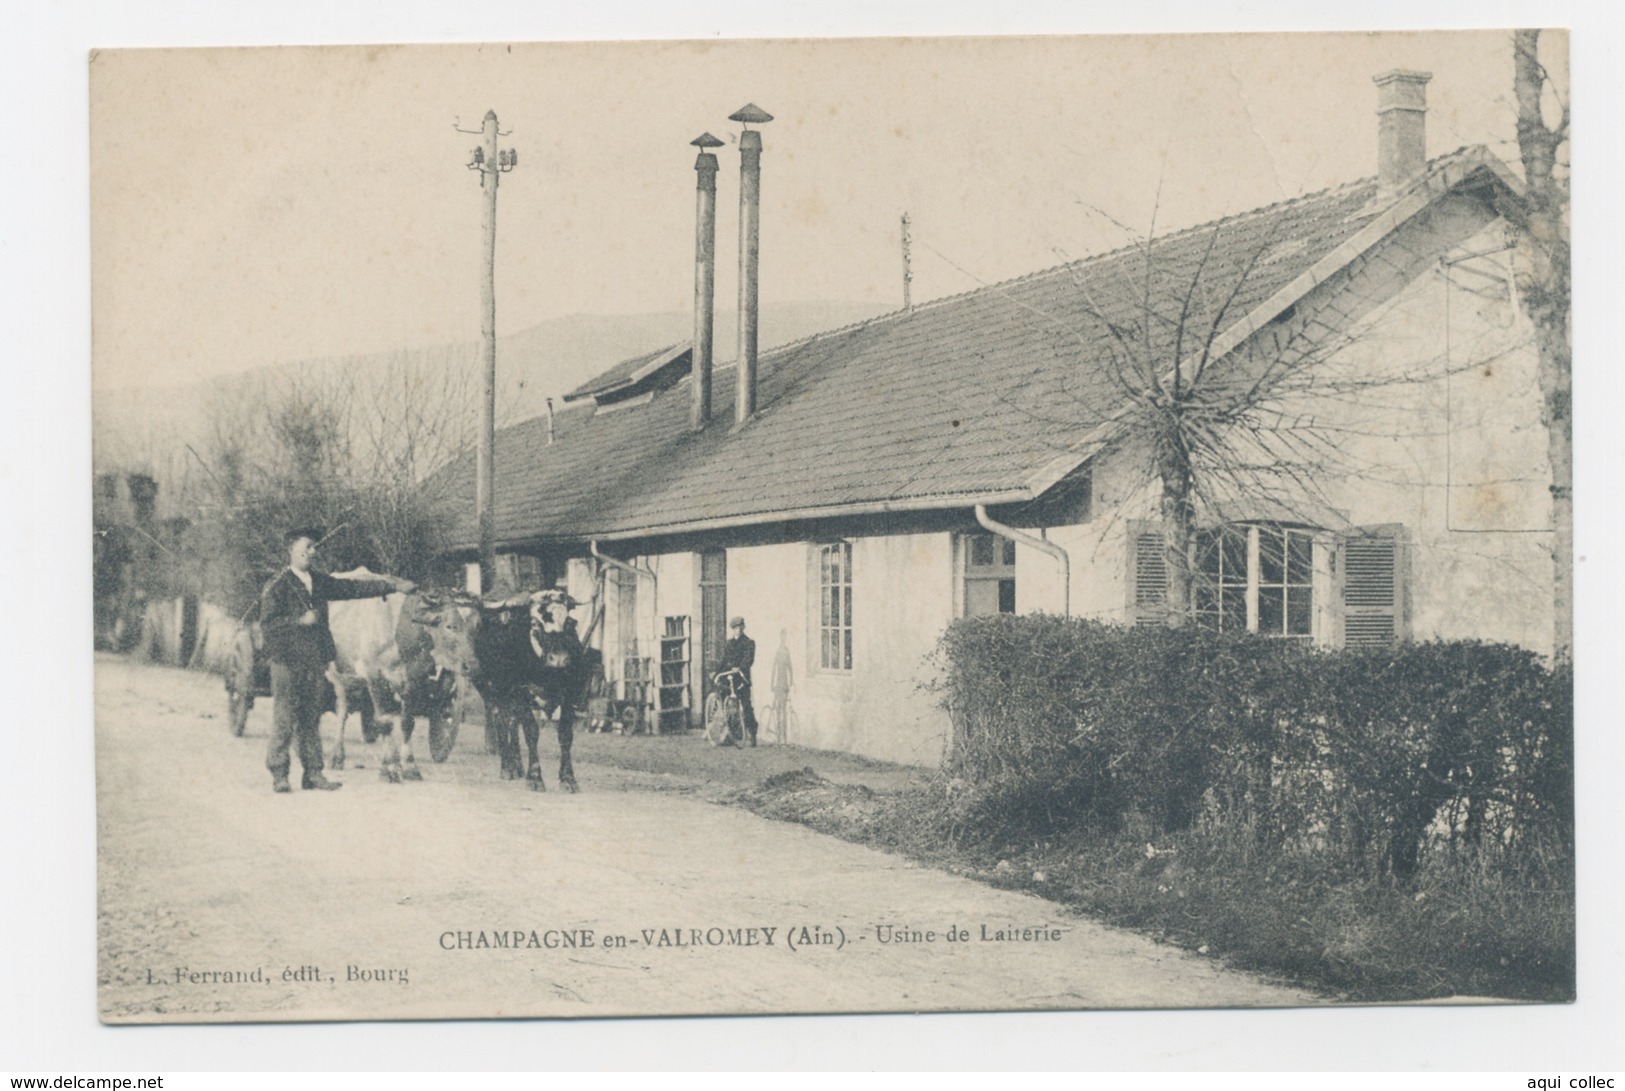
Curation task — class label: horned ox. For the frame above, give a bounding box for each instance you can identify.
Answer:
[325,574,585,791]
[465,589,584,792]
[325,572,475,781]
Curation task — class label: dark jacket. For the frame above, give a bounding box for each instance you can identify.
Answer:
[719,633,756,689]
[260,568,396,669]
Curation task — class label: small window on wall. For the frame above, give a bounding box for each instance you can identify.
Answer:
[962,533,1016,616]
[816,541,853,671]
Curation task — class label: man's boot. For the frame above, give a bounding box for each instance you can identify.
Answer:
[302,773,343,791]
[273,774,292,794]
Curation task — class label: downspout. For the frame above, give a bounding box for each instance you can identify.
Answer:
[974,504,1070,618]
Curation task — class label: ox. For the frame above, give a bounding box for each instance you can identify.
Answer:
[325,572,477,782]
[466,589,585,792]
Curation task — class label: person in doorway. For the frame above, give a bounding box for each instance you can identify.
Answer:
[715,615,758,747]
[259,527,414,794]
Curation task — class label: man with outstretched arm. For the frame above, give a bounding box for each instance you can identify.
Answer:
[260,527,415,794]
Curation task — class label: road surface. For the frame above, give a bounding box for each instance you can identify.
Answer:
[95,654,1313,1022]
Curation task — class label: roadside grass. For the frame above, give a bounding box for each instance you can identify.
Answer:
[565,733,1574,1002]
[726,763,1574,1003]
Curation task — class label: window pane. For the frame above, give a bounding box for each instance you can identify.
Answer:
[1002,538,1017,566]
[1221,587,1247,632]
[843,628,852,670]
[1258,586,1285,634]
[966,580,1000,617]
[1194,582,1219,630]
[843,586,852,627]
[1287,587,1313,636]
[1287,531,1314,585]
[1195,536,1218,580]
[1259,529,1284,585]
[998,578,1016,614]
[970,534,994,567]
[1222,529,1248,584]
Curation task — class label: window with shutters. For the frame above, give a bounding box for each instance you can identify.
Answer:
[961,533,1017,616]
[815,541,853,671]
[1131,520,1406,647]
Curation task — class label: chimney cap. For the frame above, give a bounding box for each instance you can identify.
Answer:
[1373,68,1434,85]
[691,131,725,148]
[1373,69,1433,112]
[728,103,774,125]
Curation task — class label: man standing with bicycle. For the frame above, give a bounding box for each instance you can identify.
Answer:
[715,616,758,747]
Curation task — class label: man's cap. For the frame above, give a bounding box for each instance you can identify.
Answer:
[284,526,325,547]
[729,616,746,629]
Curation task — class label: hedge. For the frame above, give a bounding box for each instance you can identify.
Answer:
[931,616,1572,881]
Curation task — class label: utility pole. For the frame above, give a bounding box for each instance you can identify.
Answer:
[460,110,517,593]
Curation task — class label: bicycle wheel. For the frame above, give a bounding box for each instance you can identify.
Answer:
[703,691,729,746]
[724,697,745,746]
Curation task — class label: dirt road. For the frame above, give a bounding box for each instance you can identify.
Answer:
[95,654,1312,1022]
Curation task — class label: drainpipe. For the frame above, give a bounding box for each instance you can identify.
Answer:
[974,504,1070,618]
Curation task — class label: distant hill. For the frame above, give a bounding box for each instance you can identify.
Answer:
[92,300,890,495]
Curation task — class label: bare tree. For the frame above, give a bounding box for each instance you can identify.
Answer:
[1509,29,1571,659]
[186,351,490,608]
[1038,202,1475,625]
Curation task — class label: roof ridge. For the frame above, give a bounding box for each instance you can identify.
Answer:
[755,146,1497,364]
[751,171,1382,365]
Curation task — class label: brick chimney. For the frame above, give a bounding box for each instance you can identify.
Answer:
[1374,69,1432,199]
[730,103,773,426]
[690,132,723,430]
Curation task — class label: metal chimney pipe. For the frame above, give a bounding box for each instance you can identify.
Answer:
[545,397,555,446]
[729,103,773,425]
[1374,70,1431,200]
[691,133,723,430]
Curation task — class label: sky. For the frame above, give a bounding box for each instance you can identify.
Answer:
[89,30,1561,391]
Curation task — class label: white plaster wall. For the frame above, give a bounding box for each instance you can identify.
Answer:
[715,534,955,767]
[1308,221,1553,652]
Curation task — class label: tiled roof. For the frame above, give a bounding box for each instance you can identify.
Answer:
[563,342,689,403]
[434,148,1510,551]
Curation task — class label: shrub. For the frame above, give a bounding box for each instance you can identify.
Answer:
[931,616,1572,882]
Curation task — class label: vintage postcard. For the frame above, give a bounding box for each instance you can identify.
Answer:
[90,30,1574,1025]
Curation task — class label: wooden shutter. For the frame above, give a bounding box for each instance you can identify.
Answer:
[1341,526,1408,648]
[1126,521,1169,626]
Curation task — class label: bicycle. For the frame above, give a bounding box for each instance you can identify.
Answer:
[704,668,747,747]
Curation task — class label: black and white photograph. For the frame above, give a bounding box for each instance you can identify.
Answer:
[8,4,1618,1072]
[85,28,1576,1025]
